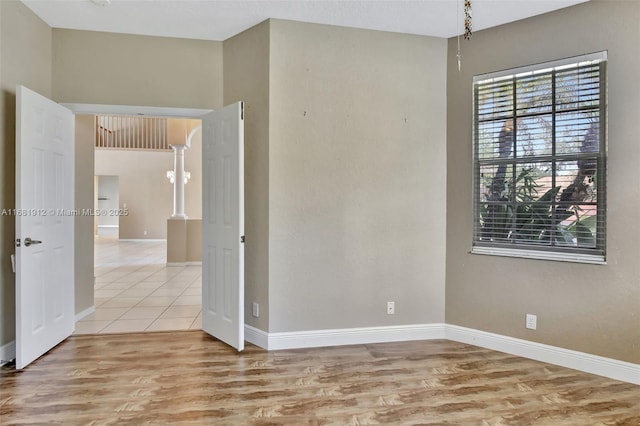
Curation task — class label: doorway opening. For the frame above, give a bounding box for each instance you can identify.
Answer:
[16,94,246,369]
[96,175,119,238]
[73,108,205,334]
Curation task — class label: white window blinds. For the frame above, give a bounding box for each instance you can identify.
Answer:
[472,52,607,263]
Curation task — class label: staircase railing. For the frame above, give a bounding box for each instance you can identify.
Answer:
[95,115,170,151]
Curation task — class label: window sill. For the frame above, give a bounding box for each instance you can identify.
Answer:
[471,246,606,265]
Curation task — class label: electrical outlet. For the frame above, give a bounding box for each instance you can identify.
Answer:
[526,314,537,330]
[143,230,148,236]
[387,301,395,315]
[252,302,259,318]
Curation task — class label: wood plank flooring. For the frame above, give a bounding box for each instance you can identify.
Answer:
[1,332,638,425]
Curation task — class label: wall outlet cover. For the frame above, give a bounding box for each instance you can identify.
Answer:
[387,301,395,315]
[526,314,537,330]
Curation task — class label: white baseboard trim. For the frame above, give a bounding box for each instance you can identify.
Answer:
[1,340,16,365]
[75,305,96,322]
[265,324,446,351]
[166,261,202,267]
[445,325,640,385]
[241,322,638,384]
[245,325,269,349]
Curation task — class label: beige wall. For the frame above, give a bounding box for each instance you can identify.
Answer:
[52,30,217,317]
[0,1,52,349]
[95,149,172,239]
[94,142,202,239]
[75,115,95,315]
[166,218,202,264]
[223,21,271,331]
[268,20,448,332]
[52,29,223,109]
[446,0,640,363]
[167,118,201,147]
[97,175,119,227]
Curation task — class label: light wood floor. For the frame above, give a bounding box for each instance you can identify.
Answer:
[1,332,638,425]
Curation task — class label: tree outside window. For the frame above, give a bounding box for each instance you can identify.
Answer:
[472,53,606,262]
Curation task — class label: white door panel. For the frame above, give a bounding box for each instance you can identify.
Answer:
[16,86,75,369]
[201,102,244,351]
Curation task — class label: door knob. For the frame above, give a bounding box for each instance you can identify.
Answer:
[24,237,42,247]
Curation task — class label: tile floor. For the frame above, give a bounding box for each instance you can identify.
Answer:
[74,236,202,334]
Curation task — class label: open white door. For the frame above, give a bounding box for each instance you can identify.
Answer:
[15,86,75,369]
[201,102,244,351]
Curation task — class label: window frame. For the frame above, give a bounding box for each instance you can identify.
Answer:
[471,52,607,264]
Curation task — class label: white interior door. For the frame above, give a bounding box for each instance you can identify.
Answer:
[15,86,75,369]
[201,102,244,351]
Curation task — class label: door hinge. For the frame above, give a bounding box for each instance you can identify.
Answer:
[241,102,244,120]
[16,238,20,247]
[241,235,245,244]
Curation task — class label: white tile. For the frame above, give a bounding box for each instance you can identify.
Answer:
[138,264,165,272]
[101,319,155,333]
[120,306,167,320]
[161,281,191,289]
[114,266,141,273]
[83,307,129,321]
[100,282,136,291]
[190,314,202,330]
[172,295,202,306]
[99,271,131,281]
[140,276,169,283]
[94,297,111,307]
[160,305,201,319]
[100,297,143,308]
[150,268,183,279]
[146,317,194,332]
[94,266,112,276]
[113,271,156,283]
[151,288,185,297]
[74,320,112,334]
[181,287,201,296]
[129,281,164,290]
[94,289,124,299]
[136,296,178,307]
[93,238,204,335]
[118,288,156,298]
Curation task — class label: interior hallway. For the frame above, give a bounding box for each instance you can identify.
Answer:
[74,237,202,334]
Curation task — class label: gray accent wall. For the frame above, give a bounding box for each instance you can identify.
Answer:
[75,115,96,316]
[268,20,448,332]
[446,0,640,363]
[52,29,223,109]
[223,21,271,331]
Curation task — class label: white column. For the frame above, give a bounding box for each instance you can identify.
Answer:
[172,144,188,219]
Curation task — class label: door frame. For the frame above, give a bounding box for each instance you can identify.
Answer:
[62,104,212,119]
[64,103,214,321]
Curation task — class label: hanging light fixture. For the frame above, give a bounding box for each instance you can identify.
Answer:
[166,170,191,185]
[464,0,473,40]
[457,0,473,72]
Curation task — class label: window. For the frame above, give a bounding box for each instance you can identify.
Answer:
[472,52,607,263]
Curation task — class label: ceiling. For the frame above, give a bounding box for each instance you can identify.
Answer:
[22,0,588,41]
